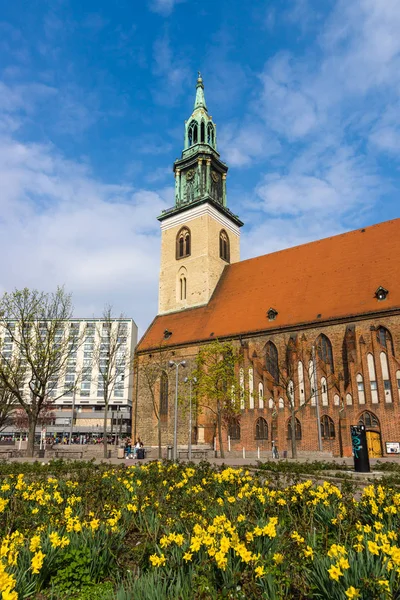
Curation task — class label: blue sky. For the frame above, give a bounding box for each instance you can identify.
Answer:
[0,0,399,334]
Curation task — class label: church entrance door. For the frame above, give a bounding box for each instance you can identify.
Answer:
[366,430,383,458]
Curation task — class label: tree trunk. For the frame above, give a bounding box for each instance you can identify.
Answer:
[27,413,37,458]
[103,404,109,459]
[217,410,224,459]
[290,410,297,459]
[158,417,162,459]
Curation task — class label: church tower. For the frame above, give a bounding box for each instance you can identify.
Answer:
[158,74,243,315]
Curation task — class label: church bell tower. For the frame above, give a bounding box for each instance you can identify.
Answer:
[158,73,243,315]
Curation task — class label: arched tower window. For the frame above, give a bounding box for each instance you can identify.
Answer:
[200,120,205,143]
[265,342,279,383]
[219,230,230,262]
[376,326,394,355]
[176,227,191,259]
[359,411,380,429]
[207,123,215,147]
[287,417,302,440]
[187,120,198,147]
[179,275,187,300]
[316,334,334,372]
[320,415,335,439]
[160,371,168,417]
[255,417,268,440]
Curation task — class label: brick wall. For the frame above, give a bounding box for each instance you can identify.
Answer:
[133,313,400,457]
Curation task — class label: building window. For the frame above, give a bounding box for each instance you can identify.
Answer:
[298,361,305,405]
[265,342,279,383]
[320,415,335,439]
[380,351,392,403]
[200,120,205,143]
[219,230,230,262]
[180,275,187,300]
[176,227,191,259]
[255,417,268,440]
[287,417,302,440]
[367,353,379,403]
[258,382,264,409]
[228,419,240,440]
[357,374,365,404]
[359,411,379,429]
[377,326,394,354]
[207,123,215,146]
[316,334,334,372]
[346,393,353,405]
[321,376,328,406]
[248,368,254,409]
[160,371,168,416]
[188,120,198,146]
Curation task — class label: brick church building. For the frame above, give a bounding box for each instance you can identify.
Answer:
[134,75,400,458]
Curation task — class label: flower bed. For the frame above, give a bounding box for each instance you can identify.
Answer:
[0,461,399,599]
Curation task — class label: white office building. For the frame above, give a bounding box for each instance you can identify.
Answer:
[1,317,138,441]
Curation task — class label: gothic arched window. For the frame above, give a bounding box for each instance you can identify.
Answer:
[188,120,198,147]
[287,417,302,440]
[316,333,334,372]
[320,415,335,439]
[176,227,191,259]
[200,120,205,143]
[359,411,380,429]
[160,371,168,417]
[219,230,230,262]
[376,326,394,355]
[207,123,215,146]
[265,342,279,383]
[228,419,240,440]
[255,417,268,440]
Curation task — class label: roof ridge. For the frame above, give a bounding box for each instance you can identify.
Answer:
[235,217,400,268]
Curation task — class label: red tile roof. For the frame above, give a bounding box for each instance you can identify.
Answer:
[138,218,400,351]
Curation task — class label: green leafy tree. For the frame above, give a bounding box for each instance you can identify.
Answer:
[193,339,243,459]
[0,287,84,456]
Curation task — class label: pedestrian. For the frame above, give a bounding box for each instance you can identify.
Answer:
[125,438,132,459]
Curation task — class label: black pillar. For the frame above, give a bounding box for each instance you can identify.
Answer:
[350,424,370,473]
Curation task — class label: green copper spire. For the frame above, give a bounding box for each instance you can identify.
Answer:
[194,71,207,111]
[184,73,216,151]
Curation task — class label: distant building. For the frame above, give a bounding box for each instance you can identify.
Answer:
[134,75,400,458]
[1,318,137,441]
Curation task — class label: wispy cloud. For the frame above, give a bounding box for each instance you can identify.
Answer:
[149,0,186,17]
[152,33,190,105]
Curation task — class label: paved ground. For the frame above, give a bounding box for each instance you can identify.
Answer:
[3,454,398,472]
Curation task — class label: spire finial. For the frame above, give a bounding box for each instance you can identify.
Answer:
[194,71,207,110]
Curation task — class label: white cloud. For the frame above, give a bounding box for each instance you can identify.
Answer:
[152,34,190,105]
[0,115,170,334]
[149,0,186,17]
[219,122,281,168]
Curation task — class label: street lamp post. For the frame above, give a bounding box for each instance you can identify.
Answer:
[69,389,76,445]
[169,360,186,461]
[184,376,197,461]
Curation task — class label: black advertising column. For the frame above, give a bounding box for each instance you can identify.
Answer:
[350,425,370,473]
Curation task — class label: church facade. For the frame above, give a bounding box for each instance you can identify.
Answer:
[134,75,400,458]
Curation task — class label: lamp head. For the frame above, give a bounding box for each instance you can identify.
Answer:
[168,360,175,368]
[181,360,186,367]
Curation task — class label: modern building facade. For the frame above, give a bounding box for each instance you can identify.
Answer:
[1,317,138,441]
[134,75,400,458]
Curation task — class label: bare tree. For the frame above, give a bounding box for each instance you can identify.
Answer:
[92,307,133,459]
[0,384,18,433]
[263,336,339,459]
[0,287,85,457]
[138,344,174,459]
